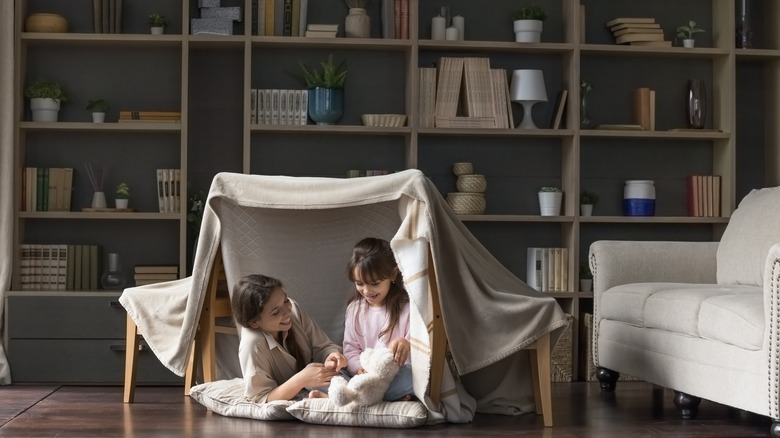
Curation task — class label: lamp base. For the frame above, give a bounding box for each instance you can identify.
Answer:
[517,101,539,129]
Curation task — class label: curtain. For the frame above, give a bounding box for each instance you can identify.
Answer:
[0,1,15,383]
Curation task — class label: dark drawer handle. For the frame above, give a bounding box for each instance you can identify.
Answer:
[109,301,123,308]
[110,344,147,352]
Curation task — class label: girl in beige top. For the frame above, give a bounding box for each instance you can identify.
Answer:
[232,274,347,402]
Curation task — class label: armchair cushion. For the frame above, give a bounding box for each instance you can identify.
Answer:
[717,186,780,286]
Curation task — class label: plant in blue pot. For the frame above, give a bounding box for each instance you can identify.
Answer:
[299,54,347,125]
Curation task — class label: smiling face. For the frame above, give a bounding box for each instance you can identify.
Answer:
[352,267,394,307]
[249,286,292,338]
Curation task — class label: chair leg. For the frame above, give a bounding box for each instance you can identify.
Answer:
[529,332,553,427]
[184,338,197,396]
[123,316,139,403]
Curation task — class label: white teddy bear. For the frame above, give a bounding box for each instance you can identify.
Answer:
[329,347,400,407]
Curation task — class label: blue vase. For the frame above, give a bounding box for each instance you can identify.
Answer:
[308,87,344,125]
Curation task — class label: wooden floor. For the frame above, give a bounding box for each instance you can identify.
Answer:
[0,382,773,437]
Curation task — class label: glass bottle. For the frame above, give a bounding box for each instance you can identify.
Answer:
[100,252,126,290]
[736,0,753,49]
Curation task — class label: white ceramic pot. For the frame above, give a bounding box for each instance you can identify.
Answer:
[538,191,562,216]
[30,97,60,122]
[115,198,129,209]
[151,26,164,35]
[92,112,105,123]
[514,19,543,43]
[580,204,594,216]
[580,278,592,292]
[683,38,695,48]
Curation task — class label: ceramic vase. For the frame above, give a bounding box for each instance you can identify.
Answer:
[513,19,542,43]
[92,191,107,209]
[308,87,344,125]
[100,252,126,290]
[538,191,562,216]
[736,0,753,48]
[345,8,370,38]
[30,98,60,122]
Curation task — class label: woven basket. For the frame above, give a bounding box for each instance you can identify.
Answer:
[361,114,407,127]
[452,162,474,176]
[446,192,486,215]
[456,174,487,193]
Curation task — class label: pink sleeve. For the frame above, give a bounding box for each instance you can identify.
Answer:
[342,301,363,374]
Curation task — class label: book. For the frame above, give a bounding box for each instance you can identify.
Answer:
[612,26,662,37]
[434,57,464,119]
[490,69,509,129]
[549,89,568,129]
[605,17,656,28]
[282,0,292,36]
[615,32,664,44]
[399,0,408,39]
[434,116,496,128]
[135,265,179,274]
[304,29,337,38]
[264,0,274,36]
[381,0,394,39]
[298,0,308,36]
[633,87,651,130]
[119,110,181,119]
[609,22,662,32]
[134,273,179,281]
[462,57,496,120]
[92,0,101,33]
[595,124,643,130]
[526,247,543,291]
[306,23,338,32]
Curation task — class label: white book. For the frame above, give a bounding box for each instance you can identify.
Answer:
[263,89,272,125]
[257,89,265,124]
[156,169,165,213]
[300,89,308,125]
[173,169,181,213]
[298,0,308,36]
[250,89,257,124]
[271,89,280,125]
[162,168,171,213]
[279,89,288,125]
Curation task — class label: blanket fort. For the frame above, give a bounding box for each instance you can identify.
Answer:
[119,170,568,423]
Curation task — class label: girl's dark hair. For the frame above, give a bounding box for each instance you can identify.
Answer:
[231,274,307,369]
[346,238,408,339]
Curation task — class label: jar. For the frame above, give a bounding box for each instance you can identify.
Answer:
[623,180,655,216]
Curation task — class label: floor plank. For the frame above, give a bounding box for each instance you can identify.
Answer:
[0,385,58,427]
[0,382,773,437]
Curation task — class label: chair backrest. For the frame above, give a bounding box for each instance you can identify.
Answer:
[717,186,780,286]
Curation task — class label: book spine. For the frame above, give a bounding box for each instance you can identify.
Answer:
[282,0,292,36]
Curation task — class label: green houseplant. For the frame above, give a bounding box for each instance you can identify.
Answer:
[25,79,68,122]
[115,182,130,209]
[299,54,347,125]
[579,262,593,291]
[676,20,705,47]
[86,98,110,123]
[149,13,167,34]
[580,190,598,216]
[512,4,546,42]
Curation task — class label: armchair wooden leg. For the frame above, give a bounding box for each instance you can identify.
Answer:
[123,316,139,403]
[528,332,553,427]
[184,338,197,396]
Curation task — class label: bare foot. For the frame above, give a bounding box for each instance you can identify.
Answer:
[399,394,412,401]
[308,390,328,399]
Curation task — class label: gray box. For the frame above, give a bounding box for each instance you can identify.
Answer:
[191,18,233,35]
[201,6,242,22]
[198,0,220,7]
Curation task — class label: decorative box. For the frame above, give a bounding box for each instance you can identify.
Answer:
[191,18,233,35]
[200,6,242,22]
[198,0,220,8]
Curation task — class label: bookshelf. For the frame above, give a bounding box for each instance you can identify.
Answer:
[10,0,779,383]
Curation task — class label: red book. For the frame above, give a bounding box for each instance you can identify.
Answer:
[400,0,408,39]
[394,0,400,40]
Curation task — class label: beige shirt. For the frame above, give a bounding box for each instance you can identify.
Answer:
[238,299,341,403]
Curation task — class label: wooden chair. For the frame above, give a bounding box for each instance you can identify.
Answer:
[124,248,235,403]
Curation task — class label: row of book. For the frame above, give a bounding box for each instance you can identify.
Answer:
[157,169,182,214]
[118,111,181,124]
[419,57,515,129]
[250,89,308,126]
[252,0,309,37]
[134,265,179,286]
[22,167,74,212]
[687,175,722,217]
[526,247,570,293]
[91,0,123,34]
[19,244,100,291]
[607,17,671,47]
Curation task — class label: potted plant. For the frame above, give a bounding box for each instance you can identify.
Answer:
[149,13,167,35]
[579,262,593,292]
[538,186,562,216]
[86,98,110,123]
[676,20,705,48]
[25,79,68,122]
[580,190,599,216]
[115,182,130,209]
[299,54,348,125]
[512,4,547,43]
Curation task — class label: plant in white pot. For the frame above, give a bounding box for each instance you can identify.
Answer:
[512,4,546,43]
[115,182,130,209]
[86,98,110,123]
[538,186,562,216]
[579,262,593,292]
[149,13,167,35]
[25,79,68,122]
[580,190,598,216]
[676,20,705,48]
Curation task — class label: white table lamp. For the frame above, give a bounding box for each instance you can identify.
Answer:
[510,69,548,129]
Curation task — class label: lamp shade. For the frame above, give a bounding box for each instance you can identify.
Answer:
[509,69,548,103]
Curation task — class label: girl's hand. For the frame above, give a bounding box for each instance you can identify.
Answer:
[388,337,410,366]
[356,367,366,375]
[324,352,347,371]
[298,363,339,388]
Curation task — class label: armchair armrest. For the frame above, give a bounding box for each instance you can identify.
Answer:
[589,240,719,294]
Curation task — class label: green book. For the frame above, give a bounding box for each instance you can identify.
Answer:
[74,245,83,290]
[81,245,90,291]
[89,245,99,290]
[66,244,75,290]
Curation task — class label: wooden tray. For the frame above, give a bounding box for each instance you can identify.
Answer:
[81,208,135,212]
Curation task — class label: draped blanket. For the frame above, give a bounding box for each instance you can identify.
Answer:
[120,170,568,423]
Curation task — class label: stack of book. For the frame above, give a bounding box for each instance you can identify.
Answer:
[526,247,570,293]
[304,23,338,38]
[134,265,179,286]
[607,17,670,47]
[423,57,514,129]
[91,0,123,33]
[118,111,181,123]
[19,244,100,291]
[632,87,656,131]
[22,167,73,212]
[253,0,310,37]
[687,175,721,217]
[250,89,308,125]
[156,169,181,214]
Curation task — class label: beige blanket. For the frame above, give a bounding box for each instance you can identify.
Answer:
[120,170,568,422]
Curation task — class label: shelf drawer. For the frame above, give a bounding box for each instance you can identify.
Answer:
[7,295,125,339]
[8,339,181,384]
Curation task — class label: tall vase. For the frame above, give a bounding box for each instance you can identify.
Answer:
[580,94,594,129]
[100,252,126,290]
[345,8,370,38]
[92,191,107,208]
[736,0,753,48]
[687,79,706,129]
[307,87,344,125]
